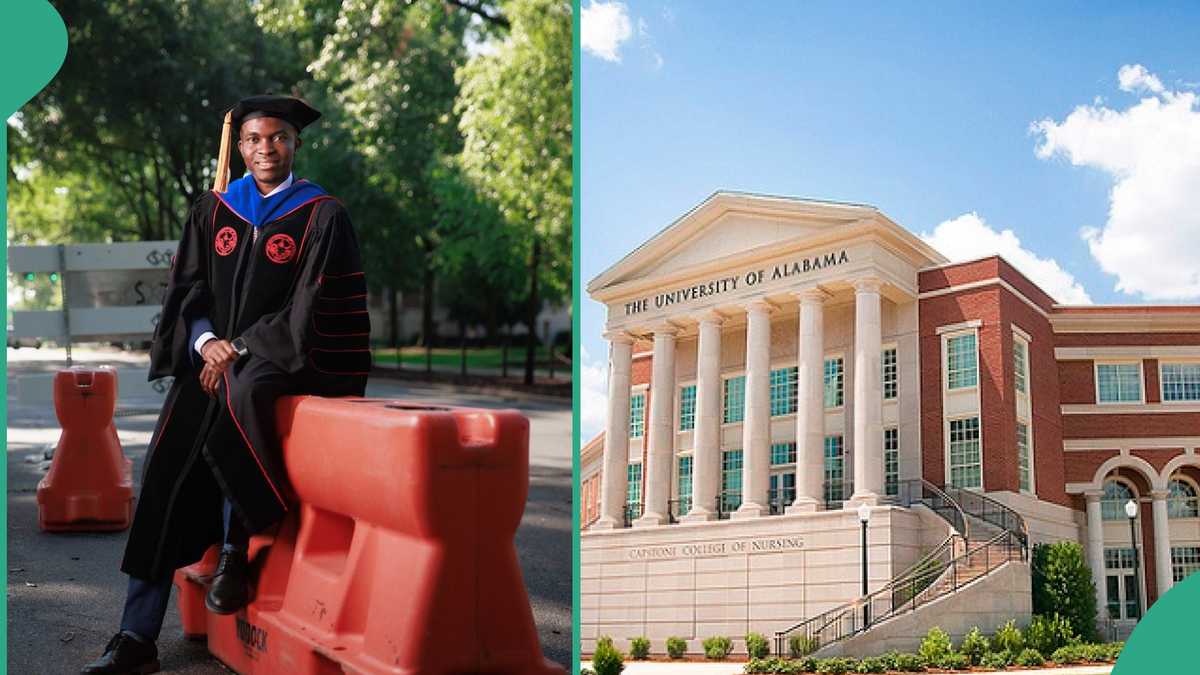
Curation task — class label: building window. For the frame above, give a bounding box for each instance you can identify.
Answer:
[626,463,643,518]
[948,416,982,489]
[679,385,696,431]
[1102,480,1136,521]
[720,449,743,513]
[1168,478,1200,519]
[770,472,796,513]
[629,393,645,437]
[882,347,898,400]
[1014,338,1028,394]
[1104,547,1141,620]
[946,333,978,390]
[884,427,898,497]
[1161,363,1200,402]
[770,366,799,416]
[1171,546,1200,583]
[677,456,693,517]
[1097,363,1141,403]
[1017,422,1032,493]
[770,442,797,465]
[823,357,844,408]
[723,376,746,424]
[824,435,845,503]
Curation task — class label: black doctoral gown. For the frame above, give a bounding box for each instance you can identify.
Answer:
[122,188,371,581]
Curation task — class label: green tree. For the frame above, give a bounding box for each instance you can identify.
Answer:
[1032,541,1099,641]
[14,0,307,241]
[456,0,571,383]
[309,0,469,349]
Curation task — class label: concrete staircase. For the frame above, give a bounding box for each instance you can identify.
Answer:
[774,481,1030,657]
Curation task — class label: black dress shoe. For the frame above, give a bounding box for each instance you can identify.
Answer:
[81,632,159,674]
[205,549,250,614]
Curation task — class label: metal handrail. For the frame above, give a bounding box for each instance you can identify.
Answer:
[772,479,1030,656]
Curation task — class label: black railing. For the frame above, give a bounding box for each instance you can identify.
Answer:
[716,490,741,519]
[773,479,1030,657]
[668,499,692,523]
[623,502,642,528]
[768,488,795,515]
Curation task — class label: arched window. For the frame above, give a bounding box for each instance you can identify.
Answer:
[1102,480,1137,521]
[1168,478,1200,519]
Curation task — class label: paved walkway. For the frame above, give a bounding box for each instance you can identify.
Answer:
[8,346,570,674]
[599,662,1114,674]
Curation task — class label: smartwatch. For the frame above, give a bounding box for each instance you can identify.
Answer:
[231,336,249,357]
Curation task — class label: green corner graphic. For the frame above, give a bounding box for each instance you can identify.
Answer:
[0,0,67,117]
[1114,572,1200,673]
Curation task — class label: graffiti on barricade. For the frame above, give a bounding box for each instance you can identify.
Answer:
[151,377,173,395]
[144,248,175,267]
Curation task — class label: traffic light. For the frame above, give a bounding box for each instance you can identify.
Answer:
[23,272,34,281]
[49,272,59,282]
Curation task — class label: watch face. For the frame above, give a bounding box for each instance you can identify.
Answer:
[232,338,248,354]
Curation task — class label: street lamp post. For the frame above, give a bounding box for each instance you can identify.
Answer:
[1124,499,1143,620]
[858,503,871,630]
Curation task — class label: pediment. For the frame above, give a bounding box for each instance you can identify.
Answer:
[590,192,916,296]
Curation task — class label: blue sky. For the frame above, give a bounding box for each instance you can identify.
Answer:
[579,2,1200,438]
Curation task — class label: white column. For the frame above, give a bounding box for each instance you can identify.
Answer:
[790,288,827,512]
[636,324,676,527]
[1085,491,1107,621]
[850,277,884,506]
[1151,490,1173,598]
[735,300,772,518]
[682,311,723,522]
[595,331,633,529]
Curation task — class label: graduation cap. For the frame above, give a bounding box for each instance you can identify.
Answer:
[212,95,321,192]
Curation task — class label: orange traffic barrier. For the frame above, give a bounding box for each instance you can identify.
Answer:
[174,397,565,675]
[36,367,134,531]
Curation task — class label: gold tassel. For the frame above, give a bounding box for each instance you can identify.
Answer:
[213,110,233,192]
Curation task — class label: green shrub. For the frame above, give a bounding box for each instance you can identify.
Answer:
[1015,648,1045,666]
[936,652,969,670]
[1032,542,1099,641]
[875,651,900,671]
[591,639,624,675]
[629,636,649,660]
[1100,642,1125,661]
[959,627,989,665]
[1024,613,1077,657]
[746,632,770,659]
[892,652,926,672]
[796,657,819,673]
[703,635,733,660]
[815,657,857,675]
[746,657,801,674]
[917,626,953,663]
[581,669,596,675]
[1051,643,1085,664]
[855,656,887,673]
[665,636,687,659]
[789,634,820,657]
[981,649,1012,669]
[991,620,1024,654]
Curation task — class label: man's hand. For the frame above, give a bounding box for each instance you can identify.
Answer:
[199,362,227,397]
[201,338,239,370]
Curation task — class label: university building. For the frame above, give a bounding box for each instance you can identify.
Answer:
[580,192,1200,656]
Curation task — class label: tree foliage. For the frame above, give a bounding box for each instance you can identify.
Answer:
[1032,541,1099,642]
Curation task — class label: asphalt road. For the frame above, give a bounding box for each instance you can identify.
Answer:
[7,347,572,674]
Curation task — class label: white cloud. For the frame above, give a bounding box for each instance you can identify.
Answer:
[1033,64,1200,300]
[581,1,632,62]
[579,344,609,441]
[1117,64,1164,94]
[921,212,1093,304]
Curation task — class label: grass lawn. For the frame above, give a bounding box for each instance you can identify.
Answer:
[371,346,568,370]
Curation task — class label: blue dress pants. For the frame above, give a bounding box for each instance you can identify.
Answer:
[119,498,247,642]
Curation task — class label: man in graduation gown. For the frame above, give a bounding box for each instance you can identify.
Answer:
[83,95,372,674]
